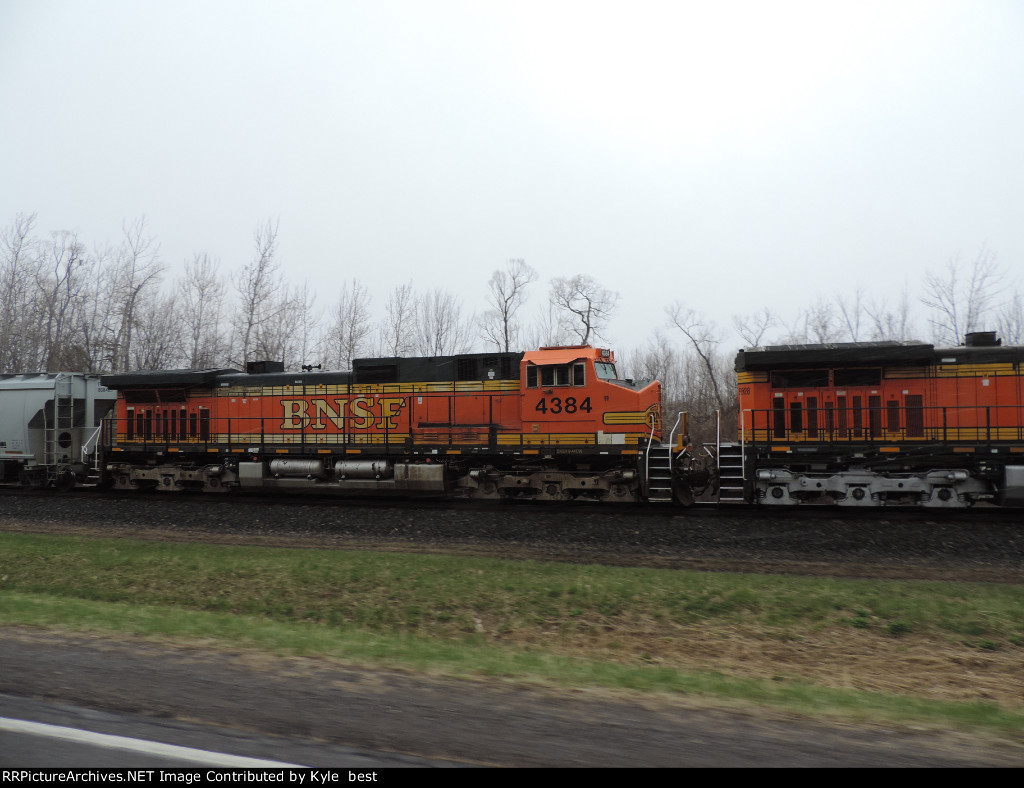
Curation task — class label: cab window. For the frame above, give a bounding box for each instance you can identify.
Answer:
[541,366,569,387]
[594,361,617,380]
[527,363,584,388]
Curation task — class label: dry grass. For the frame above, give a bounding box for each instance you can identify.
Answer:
[2,531,1023,721]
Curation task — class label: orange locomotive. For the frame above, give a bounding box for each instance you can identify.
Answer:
[732,331,1024,507]
[101,345,686,503]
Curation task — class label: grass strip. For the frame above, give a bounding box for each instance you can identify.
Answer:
[3,591,1024,735]
[1,532,1023,733]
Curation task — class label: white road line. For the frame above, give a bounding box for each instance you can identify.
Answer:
[0,716,306,767]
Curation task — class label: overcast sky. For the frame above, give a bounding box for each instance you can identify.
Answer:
[2,0,1022,352]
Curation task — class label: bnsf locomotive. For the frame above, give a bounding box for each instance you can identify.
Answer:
[4,333,1024,509]
[98,346,679,503]
[731,331,1024,507]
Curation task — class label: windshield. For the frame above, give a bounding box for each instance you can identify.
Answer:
[594,361,617,380]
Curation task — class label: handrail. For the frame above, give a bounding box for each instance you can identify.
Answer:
[740,408,748,484]
[81,425,103,465]
[742,403,1023,443]
[716,408,721,461]
[667,410,684,453]
[643,412,658,492]
[662,410,685,491]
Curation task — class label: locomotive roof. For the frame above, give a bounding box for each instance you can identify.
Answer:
[100,369,238,388]
[523,345,619,366]
[100,351,525,390]
[351,351,523,383]
[735,338,1024,371]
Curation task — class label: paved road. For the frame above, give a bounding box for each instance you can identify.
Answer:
[2,627,1022,767]
[0,695,456,768]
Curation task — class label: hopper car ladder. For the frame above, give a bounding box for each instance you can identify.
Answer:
[44,374,75,487]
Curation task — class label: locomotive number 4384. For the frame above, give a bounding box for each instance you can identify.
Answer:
[535,396,592,415]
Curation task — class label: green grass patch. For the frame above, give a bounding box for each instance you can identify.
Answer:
[2,532,1024,733]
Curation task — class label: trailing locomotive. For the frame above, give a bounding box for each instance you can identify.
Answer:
[98,345,683,503]
[731,331,1024,507]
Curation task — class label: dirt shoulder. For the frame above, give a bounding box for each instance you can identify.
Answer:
[2,626,1023,767]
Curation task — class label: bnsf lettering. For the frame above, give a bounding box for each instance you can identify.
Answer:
[280,397,406,430]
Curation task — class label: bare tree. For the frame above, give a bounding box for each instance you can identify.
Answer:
[666,302,728,413]
[0,213,43,371]
[131,291,183,369]
[284,281,323,370]
[920,246,1002,345]
[624,330,686,406]
[180,252,226,368]
[996,290,1024,345]
[378,281,416,356]
[835,288,865,342]
[76,248,119,372]
[549,274,619,344]
[865,287,916,341]
[481,258,537,352]
[327,278,372,370]
[108,217,164,371]
[732,307,776,348]
[37,230,90,371]
[254,281,321,370]
[803,296,845,343]
[230,219,283,367]
[415,288,473,356]
[521,299,572,349]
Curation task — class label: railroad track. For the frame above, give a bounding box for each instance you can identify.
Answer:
[1,487,1022,583]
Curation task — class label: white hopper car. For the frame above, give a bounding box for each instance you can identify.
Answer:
[0,373,117,489]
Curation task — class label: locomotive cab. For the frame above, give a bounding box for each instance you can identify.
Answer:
[521,346,662,446]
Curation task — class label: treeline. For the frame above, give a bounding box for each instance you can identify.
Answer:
[0,215,622,375]
[3,213,1022,447]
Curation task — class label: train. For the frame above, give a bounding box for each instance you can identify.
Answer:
[731,331,1024,508]
[0,372,116,491]
[2,332,1023,508]
[97,345,678,503]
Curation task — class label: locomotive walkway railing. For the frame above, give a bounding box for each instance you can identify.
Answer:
[104,417,650,455]
[740,403,1024,445]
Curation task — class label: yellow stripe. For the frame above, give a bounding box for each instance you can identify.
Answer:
[603,412,647,425]
[934,363,1015,377]
[522,434,595,445]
